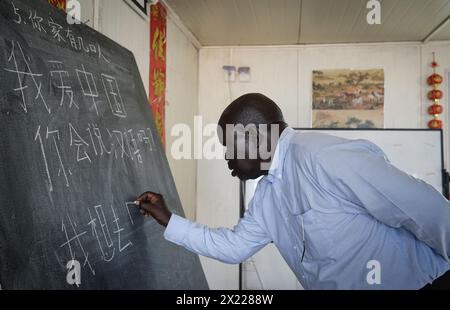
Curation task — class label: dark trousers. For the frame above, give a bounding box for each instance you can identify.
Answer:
[421,269,450,290]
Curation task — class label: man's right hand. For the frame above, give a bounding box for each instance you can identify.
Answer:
[135,191,172,227]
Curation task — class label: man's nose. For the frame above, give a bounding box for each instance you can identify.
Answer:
[227,160,234,170]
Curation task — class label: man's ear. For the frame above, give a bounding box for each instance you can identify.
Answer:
[257,123,282,162]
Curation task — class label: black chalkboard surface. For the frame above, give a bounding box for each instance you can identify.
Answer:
[0,0,208,289]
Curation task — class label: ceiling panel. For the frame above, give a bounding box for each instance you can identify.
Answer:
[164,0,450,45]
[299,0,365,44]
[430,18,450,40]
[166,0,301,45]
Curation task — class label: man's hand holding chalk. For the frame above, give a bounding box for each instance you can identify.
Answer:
[135,191,172,227]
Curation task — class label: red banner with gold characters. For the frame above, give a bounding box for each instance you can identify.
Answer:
[48,0,66,11]
[150,3,167,148]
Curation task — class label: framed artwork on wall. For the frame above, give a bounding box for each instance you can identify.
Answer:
[312,69,385,129]
[124,0,149,20]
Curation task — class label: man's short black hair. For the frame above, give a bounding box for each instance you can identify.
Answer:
[218,93,286,129]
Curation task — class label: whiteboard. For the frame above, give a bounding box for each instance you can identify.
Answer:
[243,129,445,290]
[299,129,444,193]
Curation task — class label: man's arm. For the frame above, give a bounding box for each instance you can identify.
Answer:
[315,141,450,261]
[136,192,271,264]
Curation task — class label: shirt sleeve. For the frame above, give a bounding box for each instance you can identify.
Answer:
[163,202,271,264]
[315,140,450,262]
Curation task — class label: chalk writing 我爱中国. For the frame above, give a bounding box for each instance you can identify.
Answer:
[4,41,116,116]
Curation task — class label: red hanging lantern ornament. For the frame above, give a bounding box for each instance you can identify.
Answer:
[427,53,444,129]
[428,89,443,100]
[427,73,443,86]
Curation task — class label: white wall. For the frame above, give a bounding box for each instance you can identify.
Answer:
[197,42,450,289]
[298,44,422,128]
[78,0,149,95]
[422,42,450,169]
[78,0,95,28]
[96,0,150,96]
[165,18,199,220]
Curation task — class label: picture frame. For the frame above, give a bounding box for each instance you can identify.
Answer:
[123,0,149,20]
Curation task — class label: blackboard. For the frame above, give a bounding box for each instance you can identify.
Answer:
[0,0,208,289]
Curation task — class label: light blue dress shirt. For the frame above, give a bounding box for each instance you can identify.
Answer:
[164,127,450,289]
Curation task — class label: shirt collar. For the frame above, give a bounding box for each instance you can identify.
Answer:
[267,127,295,181]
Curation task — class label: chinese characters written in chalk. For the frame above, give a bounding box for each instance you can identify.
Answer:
[10,1,109,60]
[35,123,155,192]
[60,201,138,275]
[4,40,118,117]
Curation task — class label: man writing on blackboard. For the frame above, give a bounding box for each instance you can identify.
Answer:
[135,93,450,290]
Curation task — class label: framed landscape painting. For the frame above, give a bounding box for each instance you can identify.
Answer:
[312,69,384,128]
